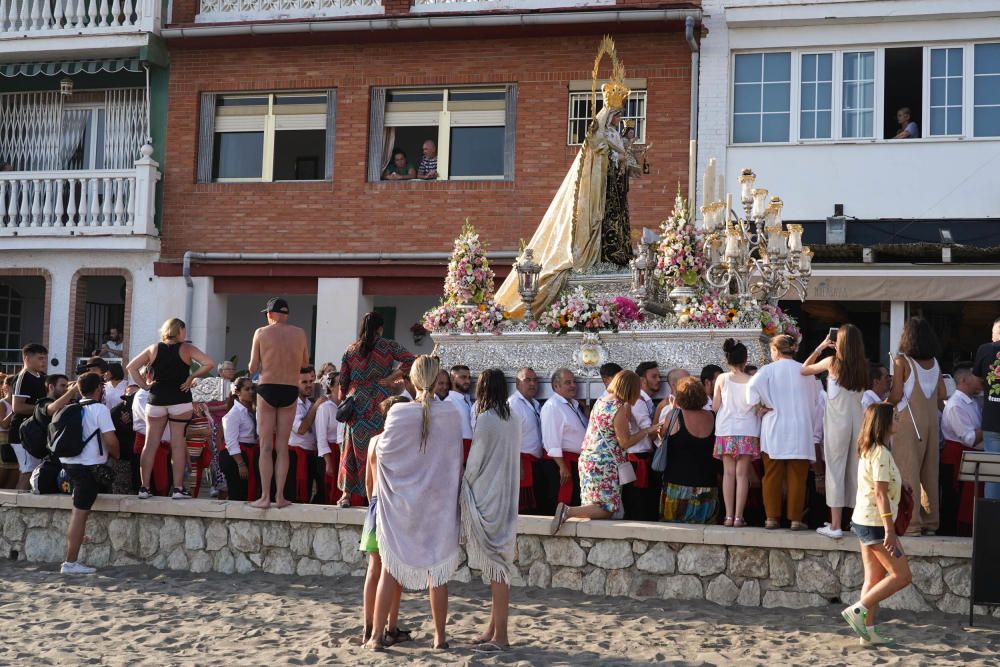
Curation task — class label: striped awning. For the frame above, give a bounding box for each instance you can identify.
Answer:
[0,58,143,78]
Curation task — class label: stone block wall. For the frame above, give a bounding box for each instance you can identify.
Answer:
[0,493,992,617]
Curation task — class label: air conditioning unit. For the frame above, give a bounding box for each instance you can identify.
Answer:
[826,216,847,245]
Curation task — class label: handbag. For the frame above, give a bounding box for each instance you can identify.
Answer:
[894,485,914,536]
[651,408,679,473]
[336,395,356,422]
[618,460,637,486]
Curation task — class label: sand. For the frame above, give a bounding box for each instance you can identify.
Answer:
[0,561,997,666]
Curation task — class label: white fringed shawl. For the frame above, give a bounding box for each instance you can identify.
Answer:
[375,401,463,590]
[460,409,522,584]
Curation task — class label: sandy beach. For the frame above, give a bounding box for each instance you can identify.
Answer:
[1,560,996,666]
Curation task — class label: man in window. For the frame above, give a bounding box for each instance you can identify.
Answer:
[893,107,920,139]
[417,140,439,180]
[382,149,416,180]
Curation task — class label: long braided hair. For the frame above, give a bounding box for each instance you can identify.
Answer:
[410,355,440,452]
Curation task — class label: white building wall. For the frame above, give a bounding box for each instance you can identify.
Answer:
[697,0,1000,221]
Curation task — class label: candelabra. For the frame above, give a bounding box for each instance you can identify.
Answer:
[701,168,813,304]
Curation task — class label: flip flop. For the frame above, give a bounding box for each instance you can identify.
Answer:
[764,519,780,530]
[550,502,567,535]
[473,642,508,654]
[384,628,412,646]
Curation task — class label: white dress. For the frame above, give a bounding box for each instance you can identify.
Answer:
[823,376,863,507]
[746,359,818,461]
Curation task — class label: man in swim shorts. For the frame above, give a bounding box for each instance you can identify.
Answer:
[249,297,310,509]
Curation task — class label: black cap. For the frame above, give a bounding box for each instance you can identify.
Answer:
[262,297,290,314]
[85,356,109,372]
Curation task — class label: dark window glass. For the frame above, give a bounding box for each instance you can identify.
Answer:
[212,132,264,179]
[450,127,504,177]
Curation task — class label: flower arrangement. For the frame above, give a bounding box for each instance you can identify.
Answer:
[422,220,509,335]
[677,295,733,329]
[443,220,495,306]
[538,289,641,335]
[759,304,801,341]
[653,194,705,290]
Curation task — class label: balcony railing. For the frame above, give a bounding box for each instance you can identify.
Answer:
[0,146,158,237]
[0,0,160,36]
[196,0,380,23]
[410,0,615,11]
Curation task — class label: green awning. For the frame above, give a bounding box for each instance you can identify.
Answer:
[0,58,143,78]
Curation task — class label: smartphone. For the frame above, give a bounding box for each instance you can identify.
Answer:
[828,327,838,342]
[893,546,903,558]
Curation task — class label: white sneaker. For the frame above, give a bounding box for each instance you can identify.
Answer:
[860,626,896,647]
[60,561,96,575]
[816,523,844,539]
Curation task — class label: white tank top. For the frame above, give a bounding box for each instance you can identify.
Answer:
[715,373,761,438]
[898,356,939,413]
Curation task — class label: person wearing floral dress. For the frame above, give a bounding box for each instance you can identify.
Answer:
[550,370,661,533]
[338,312,415,507]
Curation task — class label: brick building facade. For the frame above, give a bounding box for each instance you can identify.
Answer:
[154,1,702,367]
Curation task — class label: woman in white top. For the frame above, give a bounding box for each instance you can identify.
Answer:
[712,338,761,528]
[801,323,870,539]
[220,378,259,501]
[887,317,946,536]
[747,334,818,530]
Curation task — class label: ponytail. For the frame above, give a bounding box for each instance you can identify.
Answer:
[409,355,441,452]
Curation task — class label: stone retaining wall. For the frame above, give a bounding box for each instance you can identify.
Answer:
[0,492,991,617]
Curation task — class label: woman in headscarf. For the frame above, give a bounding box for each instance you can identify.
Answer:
[461,369,521,653]
[366,355,463,652]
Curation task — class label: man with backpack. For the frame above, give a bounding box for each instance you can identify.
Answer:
[21,375,77,494]
[56,372,119,575]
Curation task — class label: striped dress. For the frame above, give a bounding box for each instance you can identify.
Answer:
[338,338,415,501]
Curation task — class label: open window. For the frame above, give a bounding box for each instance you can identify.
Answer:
[367,85,517,182]
[883,47,923,139]
[199,90,336,183]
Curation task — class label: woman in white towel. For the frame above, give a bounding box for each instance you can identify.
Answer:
[366,355,463,652]
[461,368,521,653]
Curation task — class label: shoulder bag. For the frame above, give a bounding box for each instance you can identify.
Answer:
[651,408,680,473]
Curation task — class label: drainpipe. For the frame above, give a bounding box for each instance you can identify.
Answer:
[685,15,700,209]
[181,250,519,334]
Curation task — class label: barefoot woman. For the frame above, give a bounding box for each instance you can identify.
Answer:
[249,298,309,509]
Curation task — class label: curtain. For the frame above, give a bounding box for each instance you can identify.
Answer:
[59,108,90,169]
[380,127,395,178]
[504,83,518,181]
[324,88,337,181]
[367,87,386,182]
[196,93,217,183]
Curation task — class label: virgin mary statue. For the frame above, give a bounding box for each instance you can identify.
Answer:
[496,37,634,318]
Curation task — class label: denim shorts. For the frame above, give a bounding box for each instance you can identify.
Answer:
[853,523,885,546]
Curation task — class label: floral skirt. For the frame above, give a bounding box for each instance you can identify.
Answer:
[660,482,719,524]
[713,435,760,460]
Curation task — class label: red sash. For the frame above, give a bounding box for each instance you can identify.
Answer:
[462,438,473,465]
[133,431,145,456]
[627,453,651,489]
[289,445,313,503]
[942,440,980,528]
[324,442,342,505]
[547,451,580,504]
[520,453,539,488]
[153,440,171,496]
[239,442,260,502]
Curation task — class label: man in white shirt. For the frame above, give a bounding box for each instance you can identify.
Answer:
[861,364,891,411]
[540,368,587,508]
[59,372,119,575]
[508,367,546,514]
[446,364,475,461]
[941,365,984,535]
[102,363,128,410]
[623,361,662,520]
[654,368,689,423]
[288,367,327,504]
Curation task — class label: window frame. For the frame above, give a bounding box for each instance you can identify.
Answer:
[198,89,336,184]
[566,89,648,146]
[798,51,834,142]
[730,42,1000,146]
[369,84,516,183]
[732,51,793,145]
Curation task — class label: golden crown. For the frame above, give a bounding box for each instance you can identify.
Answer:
[592,36,630,111]
[601,77,631,111]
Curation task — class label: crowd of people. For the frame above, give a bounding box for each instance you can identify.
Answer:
[2,304,998,648]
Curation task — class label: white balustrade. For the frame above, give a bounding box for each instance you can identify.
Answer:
[196,0,379,22]
[0,153,158,237]
[0,0,159,35]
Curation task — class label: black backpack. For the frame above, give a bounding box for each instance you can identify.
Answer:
[48,399,102,459]
[19,399,54,460]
